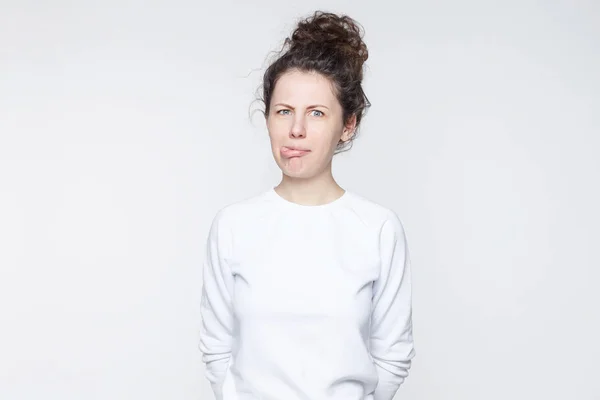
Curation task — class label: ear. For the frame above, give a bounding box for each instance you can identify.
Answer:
[341,115,357,142]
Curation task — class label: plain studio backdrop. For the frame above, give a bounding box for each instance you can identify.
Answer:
[1,0,599,399]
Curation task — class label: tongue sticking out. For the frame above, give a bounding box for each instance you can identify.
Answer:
[281,147,310,158]
[280,147,310,173]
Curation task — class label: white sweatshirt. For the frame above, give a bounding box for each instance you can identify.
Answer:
[199,188,415,400]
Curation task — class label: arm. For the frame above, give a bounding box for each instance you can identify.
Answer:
[199,210,234,400]
[370,212,416,400]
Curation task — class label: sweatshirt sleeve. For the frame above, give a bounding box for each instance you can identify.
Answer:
[199,210,235,400]
[370,212,416,400]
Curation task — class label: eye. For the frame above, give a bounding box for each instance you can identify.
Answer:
[311,110,324,117]
[276,109,291,115]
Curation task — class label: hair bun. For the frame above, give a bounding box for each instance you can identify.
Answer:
[288,11,368,74]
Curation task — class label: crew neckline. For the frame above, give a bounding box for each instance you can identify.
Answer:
[268,187,350,209]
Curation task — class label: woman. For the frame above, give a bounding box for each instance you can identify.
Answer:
[199,11,415,400]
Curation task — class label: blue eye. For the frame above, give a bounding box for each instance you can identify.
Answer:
[277,109,291,115]
[311,110,324,117]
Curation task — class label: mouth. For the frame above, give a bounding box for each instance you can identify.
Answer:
[281,146,311,158]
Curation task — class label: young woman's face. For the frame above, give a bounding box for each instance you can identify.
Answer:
[266,70,355,179]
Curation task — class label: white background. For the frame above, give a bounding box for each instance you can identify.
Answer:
[1,1,598,399]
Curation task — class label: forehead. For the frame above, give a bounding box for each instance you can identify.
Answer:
[271,70,338,105]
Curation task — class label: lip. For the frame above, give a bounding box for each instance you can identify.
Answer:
[283,146,310,151]
[281,146,311,158]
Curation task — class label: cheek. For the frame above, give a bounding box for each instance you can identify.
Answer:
[267,120,288,141]
[313,125,342,149]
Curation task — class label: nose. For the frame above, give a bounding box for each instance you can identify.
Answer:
[290,115,306,138]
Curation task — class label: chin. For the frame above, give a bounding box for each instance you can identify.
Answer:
[282,170,314,179]
[275,159,316,179]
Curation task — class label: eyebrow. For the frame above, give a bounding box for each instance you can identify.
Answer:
[273,103,330,110]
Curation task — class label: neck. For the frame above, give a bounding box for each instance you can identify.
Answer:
[275,167,345,206]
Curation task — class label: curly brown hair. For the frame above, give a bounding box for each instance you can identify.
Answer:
[260,11,371,154]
